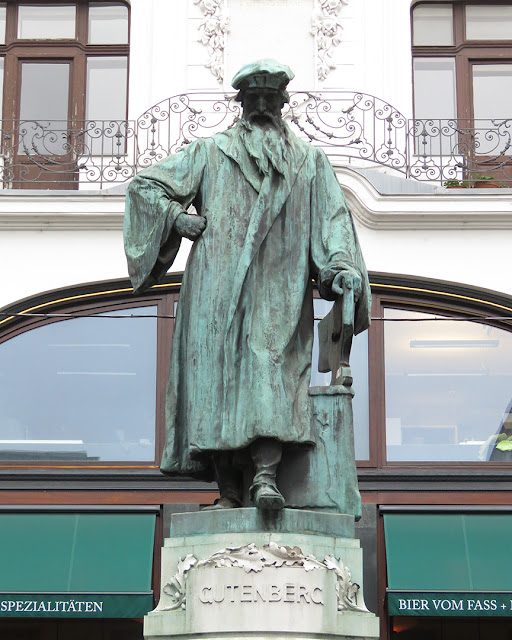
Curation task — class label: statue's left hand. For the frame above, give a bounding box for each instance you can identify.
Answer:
[332,268,362,302]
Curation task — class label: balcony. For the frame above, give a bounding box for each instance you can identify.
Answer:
[0,91,510,189]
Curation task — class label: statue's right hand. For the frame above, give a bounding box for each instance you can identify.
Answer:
[174,213,207,240]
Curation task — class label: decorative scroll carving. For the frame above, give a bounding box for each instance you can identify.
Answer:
[194,0,229,83]
[161,554,197,611]
[324,554,365,611]
[196,541,324,573]
[159,542,368,613]
[311,0,348,81]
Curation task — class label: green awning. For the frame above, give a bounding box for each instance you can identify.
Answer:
[385,514,512,617]
[0,513,155,618]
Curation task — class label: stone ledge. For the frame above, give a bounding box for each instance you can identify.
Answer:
[170,508,355,539]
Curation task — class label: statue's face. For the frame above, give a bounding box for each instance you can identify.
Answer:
[242,88,283,129]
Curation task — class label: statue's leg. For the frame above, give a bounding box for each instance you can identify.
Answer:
[249,438,285,511]
[205,451,243,509]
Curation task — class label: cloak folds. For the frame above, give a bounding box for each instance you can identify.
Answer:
[124,123,371,480]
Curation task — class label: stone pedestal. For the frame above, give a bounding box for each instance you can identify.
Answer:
[144,509,379,640]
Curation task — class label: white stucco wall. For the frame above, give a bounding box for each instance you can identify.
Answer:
[1,173,511,312]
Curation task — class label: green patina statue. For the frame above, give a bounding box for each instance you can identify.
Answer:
[124,60,371,514]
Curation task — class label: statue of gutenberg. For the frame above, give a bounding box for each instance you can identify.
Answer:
[124,60,371,512]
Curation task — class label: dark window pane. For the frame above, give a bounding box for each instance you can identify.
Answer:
[385,308,512,462]
[312,298,370,460]
[19,62,70,156]
[413,58,457,120]
[0,4,6,44]
[0,58,4,117]
[466,5,512,40]
[18,4,76,39]
[413,4,453,46]
[413,58,457,156]
[0,306,157,462]
[473,64,512,156]
[20,62,70,121]
[473,64,512,121]
[86,56,127,121]
[86,56,128,155]
[88,2,129,44]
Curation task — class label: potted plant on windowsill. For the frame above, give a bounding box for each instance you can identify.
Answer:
[443,179,469,189]
[472,174,501,188]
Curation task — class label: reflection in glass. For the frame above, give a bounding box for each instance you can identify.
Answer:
[89,2,129,44]
[414,59,457,121]
[0,4,6,44]
[86,57,128,155]
[0,306,157,462]
[86,57,127,121]
[18,4,76,39]
[312,298,370,460]
[384,308,512,462]
[413,4,453,46]
[466,5,512,41]
[413,58,457,156]
[20,62,70,156]
[0,58,4,118]
[473,64,512,118]
[473,65,512,156]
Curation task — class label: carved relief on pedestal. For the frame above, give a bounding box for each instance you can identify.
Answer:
[158,542,368,613]
[311,0,348,81]
[194,0,230,83]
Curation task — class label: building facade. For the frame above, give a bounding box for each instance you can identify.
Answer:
[1,1,512,639]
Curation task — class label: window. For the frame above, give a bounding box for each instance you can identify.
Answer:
[0,304,157,463]
[412,2,512,175]
[384,308,512,463]
[0,1,129,188]
[3,274,512,469]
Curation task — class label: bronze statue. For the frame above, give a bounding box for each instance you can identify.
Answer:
[124,60,370,512]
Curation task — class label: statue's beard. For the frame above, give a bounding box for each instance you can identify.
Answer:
[239,119,289,176]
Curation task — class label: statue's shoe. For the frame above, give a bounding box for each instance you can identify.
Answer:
[203,497,241,510]
[251,482,285,511]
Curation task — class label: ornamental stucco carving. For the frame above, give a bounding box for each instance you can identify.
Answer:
[194,0,229,83]
[311,0,348,81]
[161,554,197,610]
[160,542,368,613]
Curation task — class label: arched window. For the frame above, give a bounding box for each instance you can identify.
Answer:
[2,273,512,470]
[0,278,170,467]
[0,305,157,463]
[384,307,512,463]
[372,273,512,466]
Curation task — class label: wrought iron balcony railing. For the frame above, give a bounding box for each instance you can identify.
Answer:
[0,91,510,189]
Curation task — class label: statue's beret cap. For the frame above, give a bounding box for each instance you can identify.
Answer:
[232,59,294,93]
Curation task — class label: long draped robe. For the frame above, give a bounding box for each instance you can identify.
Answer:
[124,123,371,480]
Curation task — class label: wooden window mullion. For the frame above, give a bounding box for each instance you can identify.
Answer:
[5,1,17,44]
[71,49,86,122]
[453,2,465,46]
[76,0,87,44]
[369,294,385,468]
